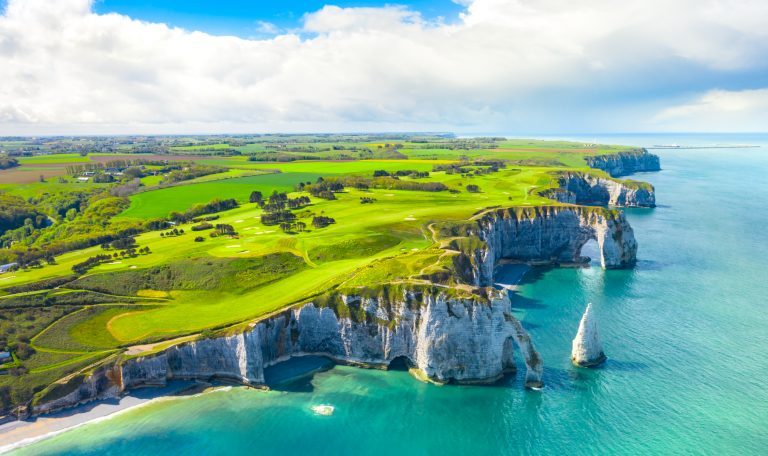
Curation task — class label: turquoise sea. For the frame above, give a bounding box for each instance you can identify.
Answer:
[10,134,768,455]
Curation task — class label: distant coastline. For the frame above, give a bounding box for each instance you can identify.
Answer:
[647,145,761,149]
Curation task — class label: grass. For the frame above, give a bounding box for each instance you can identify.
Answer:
[117,172,325,219]
[33,306,133,351]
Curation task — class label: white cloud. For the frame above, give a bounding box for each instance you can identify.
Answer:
[0,0,766,134]
[652,88,768,131]
[255,21,279,35]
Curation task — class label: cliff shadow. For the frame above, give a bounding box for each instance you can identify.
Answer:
[508,292,547,310]
[264,356,335,393]
[516,266,552,286]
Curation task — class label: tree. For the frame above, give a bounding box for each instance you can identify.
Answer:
[249,191,264,205]
[194,236,204,242]
[295,221,306,232]
[466,184,481,193]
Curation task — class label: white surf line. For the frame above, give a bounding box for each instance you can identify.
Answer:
[0,383,206,454]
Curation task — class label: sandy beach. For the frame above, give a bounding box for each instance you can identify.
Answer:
[0,381,202,454]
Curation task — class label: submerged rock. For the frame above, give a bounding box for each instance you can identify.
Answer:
[571,303,606,367]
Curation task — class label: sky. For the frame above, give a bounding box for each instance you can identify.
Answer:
[0,0,767,135]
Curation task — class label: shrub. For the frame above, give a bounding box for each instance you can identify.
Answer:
[191,222,214,231]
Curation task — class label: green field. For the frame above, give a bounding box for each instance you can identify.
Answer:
[119,172,325,219]
[0,135,647,410]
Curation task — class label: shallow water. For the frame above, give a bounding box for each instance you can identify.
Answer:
[10,135,768,455]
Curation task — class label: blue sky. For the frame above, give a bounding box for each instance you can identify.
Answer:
[93,1,465,36]
[0,0,767,135]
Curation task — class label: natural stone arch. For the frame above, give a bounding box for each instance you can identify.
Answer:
[472,207,638,285]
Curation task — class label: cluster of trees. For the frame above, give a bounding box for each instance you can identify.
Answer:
[160,165,226,184]
[192,215,219,223]
[287,195,311,209]
[433,159,506,175]
[312,216,336,229]
[248,153,326,162]
[301,179,344,200]
[0,157,19,169]
[107,236,136,249]
[324,176,447,193]
[160,228,185,237]
[191,222,213,231]
[110,246,150,258]
[466,184,482,193]
[261,207,296,226]
[409,138,500,150]
[360,197,376,204]
[213,224,237,236]
[372,170,429,178]
[0,190,143,267]
[169,198,238,223]
[72,254,114,274]
[258,191,311,226]
[0,192,48,236]
[279,221,306,233]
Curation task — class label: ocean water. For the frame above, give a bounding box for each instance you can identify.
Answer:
[10,135,768,455]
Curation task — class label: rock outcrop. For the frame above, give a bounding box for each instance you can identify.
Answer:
[542,172,655,207]
[571,303,606,367]
[585,149,661,177]
[457,207,637,286]
[31,287,544,415]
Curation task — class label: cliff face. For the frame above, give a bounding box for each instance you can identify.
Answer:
[542,172,655,207]
[31,364,123,416]
[586,149,661,177]
[33,288,543,415]
[464,207,637,286]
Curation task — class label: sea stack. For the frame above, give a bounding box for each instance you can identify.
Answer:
[571,303,606,367]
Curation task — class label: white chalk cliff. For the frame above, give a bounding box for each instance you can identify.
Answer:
[456,206,637,286]
[585,149,661,177]
[31,287,544,415]
[571,303,606,367]
[542,172,655,208]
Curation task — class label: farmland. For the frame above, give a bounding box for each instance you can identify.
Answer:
[0,134,647,411]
